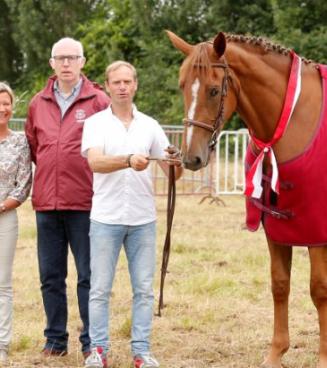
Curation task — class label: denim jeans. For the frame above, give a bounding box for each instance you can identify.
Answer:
[89,220,156,356]
[36,210,91,353]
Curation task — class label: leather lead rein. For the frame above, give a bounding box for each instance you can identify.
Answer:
[157,165,176,316]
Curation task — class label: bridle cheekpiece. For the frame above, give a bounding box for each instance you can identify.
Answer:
[183,59,230,150]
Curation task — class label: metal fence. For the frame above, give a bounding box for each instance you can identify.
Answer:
[154,125,249,196]
[10,118,249,196]
[215,129,249,195]
[9,118,25,131]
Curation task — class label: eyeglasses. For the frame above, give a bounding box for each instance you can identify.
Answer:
[52,55,82,63]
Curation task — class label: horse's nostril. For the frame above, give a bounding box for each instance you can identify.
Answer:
[195,156,202,165]
[183,155,203,171]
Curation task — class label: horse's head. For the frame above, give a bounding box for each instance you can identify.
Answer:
[167,31,238,171]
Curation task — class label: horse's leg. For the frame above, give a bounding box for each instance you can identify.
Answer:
[262,239,292,368]
[308,246,327,368]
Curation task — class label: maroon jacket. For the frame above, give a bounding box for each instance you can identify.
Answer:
[25,74,110,211]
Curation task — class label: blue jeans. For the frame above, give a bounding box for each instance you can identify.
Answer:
[36,211,91,353]
[89,220,156,356]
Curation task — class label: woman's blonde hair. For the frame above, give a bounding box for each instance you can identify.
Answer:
[0,82,15,105]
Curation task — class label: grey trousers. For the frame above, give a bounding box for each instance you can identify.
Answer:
[0,209,18,349]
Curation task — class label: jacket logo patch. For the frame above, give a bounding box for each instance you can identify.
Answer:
[75,109,86,123]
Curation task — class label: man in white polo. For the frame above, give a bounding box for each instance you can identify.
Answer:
[81,61,182,368]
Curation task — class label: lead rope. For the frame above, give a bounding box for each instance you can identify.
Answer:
[157,165,176,316]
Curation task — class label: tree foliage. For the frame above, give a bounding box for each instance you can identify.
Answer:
[271,0,327,63]
[4,0,104,85]
[0,0,22,86]
[1,0,326,124]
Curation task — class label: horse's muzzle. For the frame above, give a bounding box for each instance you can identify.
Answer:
[183,156,204,171]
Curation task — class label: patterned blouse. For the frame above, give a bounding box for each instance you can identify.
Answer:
[0,130,32,203]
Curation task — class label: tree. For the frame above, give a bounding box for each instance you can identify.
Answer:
[4,0,107,115]
[80,0,187,124]
[0,0,22,85]
[207,0,276,36]
[78,0,142,83]
[271,0,327,62]
[4,0,327,122]
[5,0,105,85]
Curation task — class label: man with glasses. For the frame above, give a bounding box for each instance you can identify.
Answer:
[25,37,110,358]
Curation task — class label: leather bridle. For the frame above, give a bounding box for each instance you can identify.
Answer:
[182,60,230,150]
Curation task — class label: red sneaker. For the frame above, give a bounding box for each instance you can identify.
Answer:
[133,353,160,368]
[84,347,108,368]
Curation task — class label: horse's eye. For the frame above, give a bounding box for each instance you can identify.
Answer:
[210,87,220,97]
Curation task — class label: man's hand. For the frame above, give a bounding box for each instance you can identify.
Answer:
[129,154,150,171]
[164,145,182,166]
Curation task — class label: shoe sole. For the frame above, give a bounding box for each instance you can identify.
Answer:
[42,349,68,357]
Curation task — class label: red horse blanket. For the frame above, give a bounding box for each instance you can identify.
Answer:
[246,64,327,246]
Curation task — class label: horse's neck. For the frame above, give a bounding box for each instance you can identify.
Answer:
[275,65,322,162]
[226,45,290,140]
[227,45,322,162]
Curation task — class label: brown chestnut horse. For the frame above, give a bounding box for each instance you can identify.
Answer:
[167,30,327,368]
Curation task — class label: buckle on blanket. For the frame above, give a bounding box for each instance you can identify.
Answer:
[270,209,294,220]
[262,174,294,190]
[250,198,294,220]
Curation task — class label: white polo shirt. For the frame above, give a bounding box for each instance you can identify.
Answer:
[81,105,169,225]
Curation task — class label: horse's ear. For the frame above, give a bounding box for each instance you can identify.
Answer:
[165,30,193,55]
[213,32,226,58]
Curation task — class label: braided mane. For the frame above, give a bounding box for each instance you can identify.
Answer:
[224,34,314,65]
[226,34,290,54]
[185,33,316,79]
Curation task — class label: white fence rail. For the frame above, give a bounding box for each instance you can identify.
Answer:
[11,119,249,196]
[158,125,249,196]
[215,129,249,195]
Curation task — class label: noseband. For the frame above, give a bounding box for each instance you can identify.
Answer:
[183,60,230,150]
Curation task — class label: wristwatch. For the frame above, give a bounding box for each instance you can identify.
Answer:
[0,202,6,212]
[126,154,134,168]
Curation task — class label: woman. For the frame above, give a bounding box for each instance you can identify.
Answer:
[0,82,32,362]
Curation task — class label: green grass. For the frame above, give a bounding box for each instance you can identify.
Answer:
[9,196,321,367]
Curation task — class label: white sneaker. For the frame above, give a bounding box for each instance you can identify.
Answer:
[85,347,106,368]
[133,353,160,368]
[0,349,7,363]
